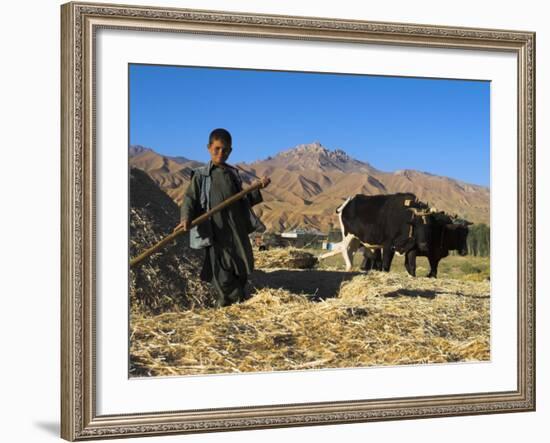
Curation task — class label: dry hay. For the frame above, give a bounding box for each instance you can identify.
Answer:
[129,168,217,313]
[254,247,318,269]
[129,250,215,314]
[130,271,490,377]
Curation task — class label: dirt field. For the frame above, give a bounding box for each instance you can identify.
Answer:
[130,250,490,377]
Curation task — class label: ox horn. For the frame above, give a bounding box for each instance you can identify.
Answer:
[408,207,431,216]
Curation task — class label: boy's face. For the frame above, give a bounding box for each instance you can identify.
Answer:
[208,138,232,166]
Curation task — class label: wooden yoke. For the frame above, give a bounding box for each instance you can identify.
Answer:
[130,181,264,267]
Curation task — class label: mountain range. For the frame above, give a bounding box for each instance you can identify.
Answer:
[129,142,490,231]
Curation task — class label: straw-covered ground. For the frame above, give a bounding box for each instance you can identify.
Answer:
[130,252,490,377]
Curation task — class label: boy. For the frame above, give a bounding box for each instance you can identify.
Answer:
[175,128,270,307]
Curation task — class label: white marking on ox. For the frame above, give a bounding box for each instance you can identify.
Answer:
[321,196,382,271]
[336,196,353,243]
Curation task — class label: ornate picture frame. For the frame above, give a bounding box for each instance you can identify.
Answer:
[61,1,535,440]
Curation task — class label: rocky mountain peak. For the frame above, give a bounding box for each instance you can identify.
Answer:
[331,148,351,162]
[270,142,368,173]
[129,145,153,157]
[277,141,327,156]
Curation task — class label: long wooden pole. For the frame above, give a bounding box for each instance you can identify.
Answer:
[130,181,264,267]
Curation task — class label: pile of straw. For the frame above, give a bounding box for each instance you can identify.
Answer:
[129,168,217,313]
[254,247,318,269]
[130,271,490,377]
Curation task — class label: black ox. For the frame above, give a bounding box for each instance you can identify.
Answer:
[404,213,472,278]
[328,193,434,272]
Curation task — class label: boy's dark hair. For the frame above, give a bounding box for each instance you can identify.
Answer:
[208,128,232,147]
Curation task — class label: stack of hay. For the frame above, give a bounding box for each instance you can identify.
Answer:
[254,247,318,269]
[130,271,491,377]
[130,168,216,313]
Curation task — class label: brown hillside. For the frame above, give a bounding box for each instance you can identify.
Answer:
[129,142,490,231]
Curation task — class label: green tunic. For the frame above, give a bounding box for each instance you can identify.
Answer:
[181,164,261,307]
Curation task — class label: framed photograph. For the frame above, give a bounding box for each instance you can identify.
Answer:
[61,1,535,440]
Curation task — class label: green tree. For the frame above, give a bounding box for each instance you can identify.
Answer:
[467,223,490,256]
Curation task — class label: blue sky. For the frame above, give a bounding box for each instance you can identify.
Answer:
[129,64,490,187]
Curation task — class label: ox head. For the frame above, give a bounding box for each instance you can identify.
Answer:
[407,207,433,253]
[447,217,473,256]
[451,215,473,227]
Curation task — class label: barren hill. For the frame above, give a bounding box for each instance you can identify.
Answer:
[129,142,490,231]
[129,146,203,203]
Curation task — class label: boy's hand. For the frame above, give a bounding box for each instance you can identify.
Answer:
[259,176,271,188]
[174,219,191,233]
